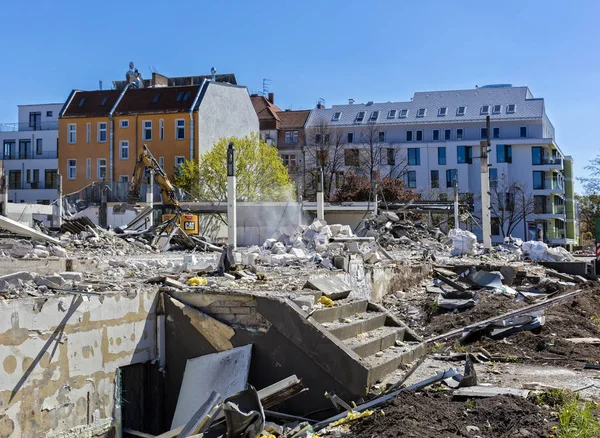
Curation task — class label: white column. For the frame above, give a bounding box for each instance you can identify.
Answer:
[480,141,492,249]
[54,173,63,227]
[227,143,237,248]
[317,168,325,221]
[146,169,154,227]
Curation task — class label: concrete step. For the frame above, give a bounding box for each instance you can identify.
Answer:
[311,299,369,324]
[324,312,387,341]
[363,343,426,386]
[343,326,406,358]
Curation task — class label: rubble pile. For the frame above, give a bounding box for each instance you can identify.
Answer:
[0,270,86,298]
[0,239,68,259]
[58,226,156,257]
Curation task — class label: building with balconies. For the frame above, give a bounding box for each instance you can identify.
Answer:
[305,85,578,245]
[0,103,62,204]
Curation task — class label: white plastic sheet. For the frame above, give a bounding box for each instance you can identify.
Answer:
[449,228,478,256]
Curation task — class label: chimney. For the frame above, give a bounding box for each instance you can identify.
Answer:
[268,92,274,104]
[348,98,355,105]
[316,103,324,109]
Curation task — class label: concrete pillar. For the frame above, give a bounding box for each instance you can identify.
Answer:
[480,141,492,249]
[54,173,63,228]
[454,180,459,229]
[1,170,7,216]
[227,143,237,248]
[146,170,154,227]
[317,168,325,221]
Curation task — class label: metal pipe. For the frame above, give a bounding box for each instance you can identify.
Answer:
[329,237,375,243]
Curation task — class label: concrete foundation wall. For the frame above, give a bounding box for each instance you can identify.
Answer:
[0,290,158,437]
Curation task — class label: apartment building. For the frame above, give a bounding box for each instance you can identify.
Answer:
[305,85,577,245]
[0,103,62,203]
[58,80,258,195]
[250,93,281,146]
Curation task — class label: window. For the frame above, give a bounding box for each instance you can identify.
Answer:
[86,158,91,179]
[3,140,14,159]
[152,92,162,104]
[446,169,457,188]
[534,195,547,213]
[533,171,545,189]
[520,126,527,138]
[332,112,342,121]
[444,129,451,140]
[481,105,490,115]
[399,109,408,118]
[120,120,129,128]
[387,110,397,118]
[532,147,544,165]
[98,122,107,142]
[175,156,186,169]
[26,169,31,183]
[120,141,129,159]
[119,175,129,183]
[456,128,464,140]
[378,131,385,142]
[18,140,30,159]
[8,170,21,189]
[355,112,365,122]
[403,171,417,188]
[97,159,107,179]
[506,104,516,114]
[387,148,395,166]
[489,168,498,188]
[431,170,439,189]
[183,91,192,101]
[416,130,423,141]
[369,111,379,121]
[496,144,512,163]
[67,159,76,180]
[347,132,354,143]
[143,121,152,141]
[159,157,164,170]
[408,148,421,165]
[493,127,500,139]
[100,96,109,106]
[46,111,53,117]
[336,172,344,188]
[438,107,447,116]
[433,129,440,141]
[345,149,359,166]
[492,104,502,114]
[480,127,487,139]
[68,124,77,144]
[315,134,322,144]
[457,146,472,164]
[86,122,91,144]
[176,119,185,140]
[491,217,500,235]
[33,169,39,183]
[159,119,164,140]
[77,97,86,107]
[406,131,413,142]
[36,138,42,154]
[417,108,426,117]
[285,131,298,144]
[506,192,515,211]
[282,154,298,169]
[176,91,185,102]
[438,147,446,165]
[456,106,466,116]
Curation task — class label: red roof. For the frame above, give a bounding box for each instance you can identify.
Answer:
[113,86,200,116]
[277,110,311,129]
[250,95,282,122]
[61,90,121,118]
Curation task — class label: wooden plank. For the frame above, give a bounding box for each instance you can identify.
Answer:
[565,338,600,345]
[434,272,467,293]
[453,386,530,398]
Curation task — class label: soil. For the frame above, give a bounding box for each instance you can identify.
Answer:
[346,391,555,438]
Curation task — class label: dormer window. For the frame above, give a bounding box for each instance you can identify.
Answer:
[492,104,502,114]
[399,109,409,118]
[100,96,109,106]
[388,110,397,118]
[176,91,185,102]
[369,111,379,121]
[416,108,426,117]
[456,106,466,116]
[332,112,342,121]
[506,104,516,114]
[481,105,490,115]
[355,111,365,122]
[77,97,86,107]
[438,107,447,116]
[152,92,162,103]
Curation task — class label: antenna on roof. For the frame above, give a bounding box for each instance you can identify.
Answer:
[262,78,271,97]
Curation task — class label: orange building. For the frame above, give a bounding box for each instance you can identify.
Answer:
[58,80,258,195]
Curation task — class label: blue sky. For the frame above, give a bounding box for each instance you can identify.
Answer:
[0,0,598,190]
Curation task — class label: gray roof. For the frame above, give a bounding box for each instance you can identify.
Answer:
[306,86,545,128]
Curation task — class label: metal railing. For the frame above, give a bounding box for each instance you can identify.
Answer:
[546,230,566,240]
[3,151,58,160]
[0,121,59,132]
[8,181,58,190]
[534,203,565,214]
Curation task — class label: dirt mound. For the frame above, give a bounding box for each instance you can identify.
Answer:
[348,391,554,437]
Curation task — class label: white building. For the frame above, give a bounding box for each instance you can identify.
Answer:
[0,103,61,204]
[305,85,578,245]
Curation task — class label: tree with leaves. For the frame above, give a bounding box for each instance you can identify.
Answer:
[174,134,294,201]
[489,179,535,238]
[576,193,600,239]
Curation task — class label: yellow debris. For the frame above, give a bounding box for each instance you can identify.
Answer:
[188,277,208,286]
[329,409,374,426]
[317,296,335,307]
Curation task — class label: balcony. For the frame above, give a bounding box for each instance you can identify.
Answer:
[0,121,59,132]
[3,151,58,160]
[545,230,566,243]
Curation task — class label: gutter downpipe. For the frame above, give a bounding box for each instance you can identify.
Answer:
[189,79,208,162]
[109,84,130,183]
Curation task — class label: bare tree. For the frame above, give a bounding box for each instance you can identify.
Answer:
[490,179,535,238]
[304,121,346,201]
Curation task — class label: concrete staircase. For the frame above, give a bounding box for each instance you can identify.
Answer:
[311,298,424,388]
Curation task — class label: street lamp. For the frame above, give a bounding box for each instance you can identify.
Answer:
[515,185,527,241]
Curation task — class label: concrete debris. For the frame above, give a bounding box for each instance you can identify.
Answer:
[522,240,575,262]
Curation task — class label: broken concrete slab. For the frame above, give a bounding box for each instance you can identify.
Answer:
[0,214,59,244]
[171,345,252,429]
[60,272,84,282]
[0,271,34,285]
[565,338,600,345]
[453,386,530,398]
[304,276,352,300]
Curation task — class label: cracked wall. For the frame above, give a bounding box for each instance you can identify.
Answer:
[0,289,158,438]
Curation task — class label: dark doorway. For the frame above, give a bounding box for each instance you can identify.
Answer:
[120,362,165,435]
